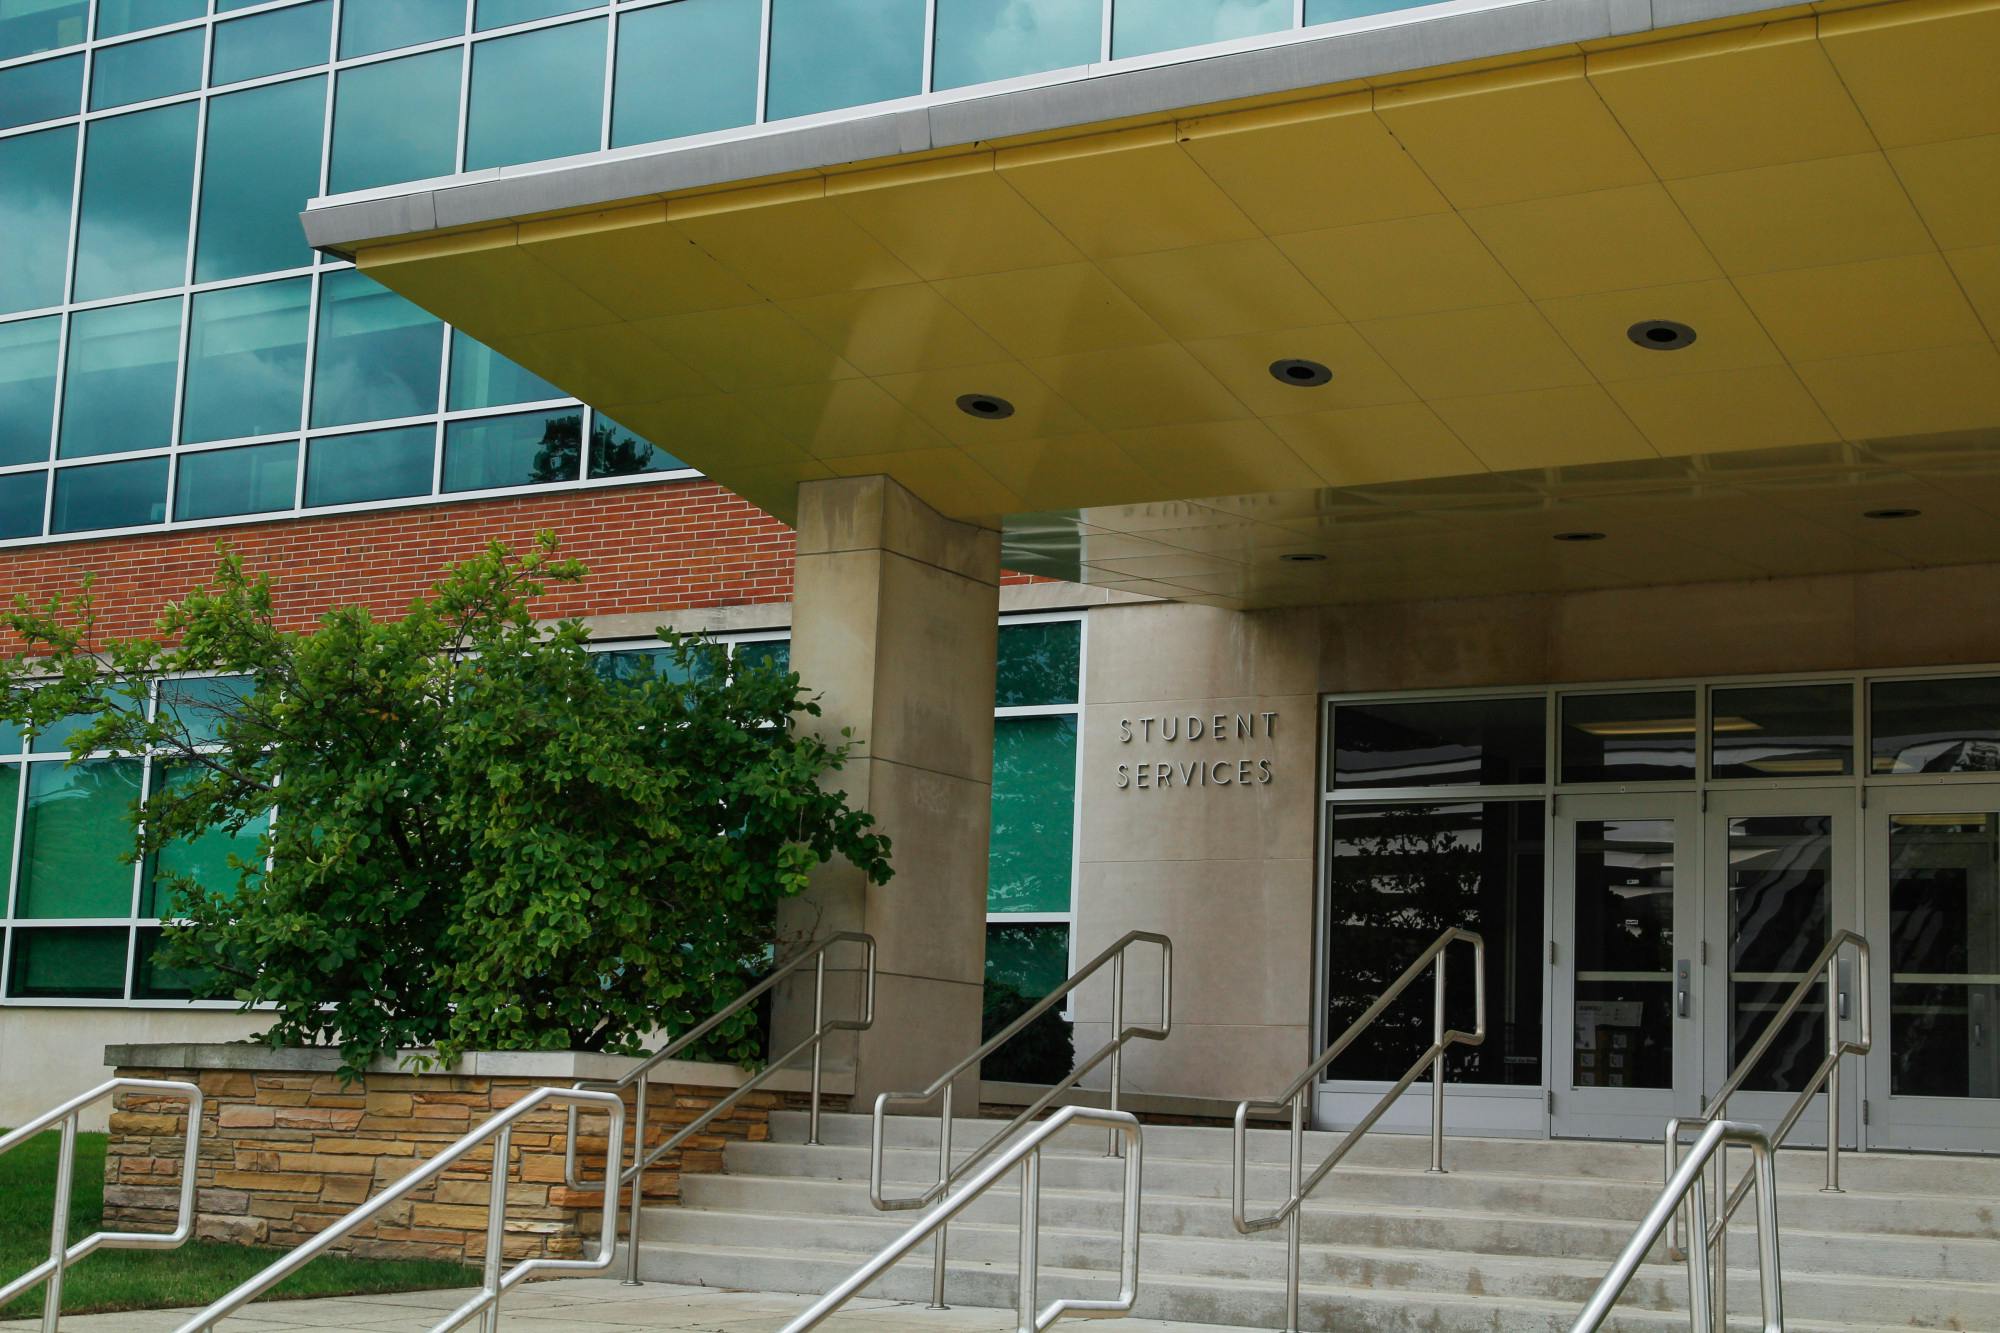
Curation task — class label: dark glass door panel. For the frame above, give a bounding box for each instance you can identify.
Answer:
[1727,814,1833,1092]
[1887,812,2000,1099]
[1572,818,1676,1091]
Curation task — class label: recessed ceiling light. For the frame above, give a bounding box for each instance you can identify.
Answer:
[955,393,1015,420]
[1553,531,1607,542]
[1863,507,1921,520]
[1627,320,1697,351]
[1279,552,1328,563]
[1269,358,1333,387]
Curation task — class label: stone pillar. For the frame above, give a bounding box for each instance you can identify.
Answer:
[780,475,1000,1102]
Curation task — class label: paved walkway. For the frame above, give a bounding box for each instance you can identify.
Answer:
[4,1280,1262,1331]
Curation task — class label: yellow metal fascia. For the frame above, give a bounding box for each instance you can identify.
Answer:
[1818,0,1999,37]
[1176,90,1376,143]
[822,151,996,198]
[1586,14,1821,73]
[516,200,669,246]
[355,223,518,271]
[665,176,825,221]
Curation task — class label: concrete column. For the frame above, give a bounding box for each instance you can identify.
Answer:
[779,475,1000,1103]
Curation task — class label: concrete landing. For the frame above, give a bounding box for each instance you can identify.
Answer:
[0,1280,1263,1332]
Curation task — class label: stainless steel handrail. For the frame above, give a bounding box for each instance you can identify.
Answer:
[1572,1119,1783,1333]
[0,1078,204,1332]
[869,929,1170,1309]
[561,930,876,1285]
[1664,929,1870,1329]
[1229,927,1484,1333]
[174,1086,624,1333]
[783,1106,1143,1333]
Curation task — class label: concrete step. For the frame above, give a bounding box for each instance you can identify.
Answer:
[621,1238,1926,1333]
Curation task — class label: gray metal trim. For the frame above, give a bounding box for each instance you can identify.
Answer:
[301,0,1778,254]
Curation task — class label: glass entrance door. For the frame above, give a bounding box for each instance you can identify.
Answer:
[1552,794,1701,1139]
[1701,791,1859,1145]
[1865,787,2000,1150]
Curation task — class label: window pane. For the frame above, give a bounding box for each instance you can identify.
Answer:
[0,51,81,128]
[339,0,463,57]
[174,441,298,520]
[182,279,309,444]
[60,297,181,459]
[52,456,167,531]
[982,920,1073,1081]
[95,0,203,39]
[5,927,128,998]
[767,0,925,121]
[611,0,759,146]
[1111,0,1289,58]
[0,315,58,466]
[474,0,602,30]
[934,0,1100,91]
[88,27,202,110]
[465,18,605,170]
[73,102,198,300]
[1571,817,1677,1090]
[996,620,1080,707]
[1871,676,2000,775]
[31,708,99,753]
[989,714,1076,913]
[0,762,14,866]
[133,927,207,998]
[442,408,581,492]
[0,470,45,537]
[18,758,143,917]
[1726,813,1834,1092]
[144,762,262,915]
[211,0,331,85]
[0,0,86,60]
[734,639,790,676]
[1332,696,1546,788]
[0,126,77,314]
[1324,800,1544,1084]
[196,77,326,282]
[1560,690,1698,784]
[310,269,443,427]
[304,424,432,506]
[448,330,561,410]
[1887,811,2000,1098]
[157,674,255,746]
[589,413,683,479]
[329,47,460,192]
[1711,683,1853,779]
[1307,0,1436,21]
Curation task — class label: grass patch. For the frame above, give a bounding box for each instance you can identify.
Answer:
[1,1127,477,1318]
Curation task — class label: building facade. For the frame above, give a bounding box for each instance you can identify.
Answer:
[3,0,2000,1166]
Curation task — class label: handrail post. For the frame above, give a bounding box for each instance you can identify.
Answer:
[622,1080,647,1286]
[1284,1094,1303,1333]
[808,950,826,1147]
[1428,948,1447,1175]
[929,1081,953,1310]
[1107,949,1125,1158]
[1016,1147,1041,1333]
[477,1123,511,1333]
[42,1114,76,1333]
[1823,959,1842,1193]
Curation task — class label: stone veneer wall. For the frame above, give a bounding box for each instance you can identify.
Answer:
[102,1046,843,1264]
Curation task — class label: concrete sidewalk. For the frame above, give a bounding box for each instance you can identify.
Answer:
[3,1280,1266,1331]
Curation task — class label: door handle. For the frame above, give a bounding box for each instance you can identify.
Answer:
[1676,959,1691,1018]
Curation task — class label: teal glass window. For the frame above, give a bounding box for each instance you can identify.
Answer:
[0,315,58,466]
[611,0,760,147]
[133,928,206,998]
[59,297,180,459]
[304,424,432,506]
[734,639,791,676]
[52,456,167,531]
[88,27,202,110]
[18,758,144,917]
[996,620,1082,707]
[0,126,77,314]
[589,414,683,479]
[338,0,462,57]
[174,442,298,520]
[143,762,262,915]
[1307,0,1437,21]
[182,279,310,444]
[196,77,326,282]
[443,408,581,492]
[1111,0,1290,58]
[981,921,1072,1077]
[767,0,925,121]
[447,330,561,410]
[0,759,13,851]
[95,0,204,39]
[986,920,1070,998]
[73,103,198,300]
[157,674,255,746]
[30,708,99,753]
[310,269,443,427]
[211,0,331,85]
[465,18,605,170]
[988,714,1077,912]
[0,0,86,59]
[934,0,1101,91]
[474,0,602,30]
[5,928,129,998]
[329,47,460,192]
[0,52,81,128]
[0,470,44,537]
